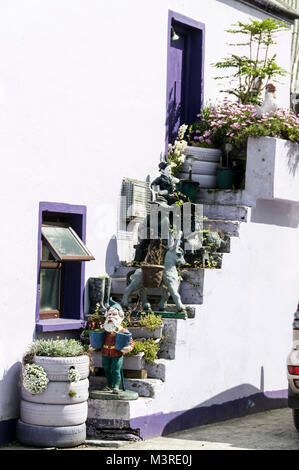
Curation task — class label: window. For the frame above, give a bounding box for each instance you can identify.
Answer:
[166,11,205,146]
[36,203,94,331]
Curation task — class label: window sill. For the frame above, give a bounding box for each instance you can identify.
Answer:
[36,318,86,333]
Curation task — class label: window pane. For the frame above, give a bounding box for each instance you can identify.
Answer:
[41,240,56,261]
[40,268,61,311]
[42,226,90,257]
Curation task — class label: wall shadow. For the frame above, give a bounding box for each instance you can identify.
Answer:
[0,362,22,444]
[250,199,299,228]
[161,383,287,441]
[105,235,120,276]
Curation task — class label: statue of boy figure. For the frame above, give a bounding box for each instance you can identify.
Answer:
[99,300,134,394]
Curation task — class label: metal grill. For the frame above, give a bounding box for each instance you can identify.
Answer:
[121,178,152,221]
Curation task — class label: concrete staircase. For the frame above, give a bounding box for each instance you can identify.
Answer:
[86,189,252,442]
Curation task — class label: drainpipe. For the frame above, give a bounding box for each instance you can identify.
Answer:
[235,0,299,23]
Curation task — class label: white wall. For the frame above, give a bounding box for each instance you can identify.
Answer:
[0,0,293,424]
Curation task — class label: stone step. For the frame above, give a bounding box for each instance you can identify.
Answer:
[203,219,240,237]
[202,203,248,222]
[87,396,152,438]
[89,375,164,398]
[195,188,247,205]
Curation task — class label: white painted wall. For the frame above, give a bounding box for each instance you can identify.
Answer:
[0,0,294,426]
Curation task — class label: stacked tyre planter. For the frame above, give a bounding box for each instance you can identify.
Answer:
[179,145,222,188]
[17,355,90,448]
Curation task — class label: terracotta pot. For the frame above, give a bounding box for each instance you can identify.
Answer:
[141,264,165,288]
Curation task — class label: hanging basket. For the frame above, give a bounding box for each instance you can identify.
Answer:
[141,264,165,288]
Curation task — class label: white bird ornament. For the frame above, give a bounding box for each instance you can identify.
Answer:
[256,83,278,117]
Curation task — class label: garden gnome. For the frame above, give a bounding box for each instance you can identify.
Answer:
[100,300,134,394]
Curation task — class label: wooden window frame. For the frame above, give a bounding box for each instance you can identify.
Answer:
[39,261,64,320]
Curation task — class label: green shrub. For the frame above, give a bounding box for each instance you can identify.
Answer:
[138,313,163,331]
[127,338,161,364]
[29,339,85,357]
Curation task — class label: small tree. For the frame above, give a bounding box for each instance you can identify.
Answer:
[213,18,289,104]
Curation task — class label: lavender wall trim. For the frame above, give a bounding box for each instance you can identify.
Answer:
[35,201,87,327]
[0,418,18,445]
[130,390,288,440]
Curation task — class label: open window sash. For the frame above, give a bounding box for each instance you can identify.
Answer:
[41,223,95,261]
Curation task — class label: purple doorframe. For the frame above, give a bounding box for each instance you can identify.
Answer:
[166,10,205,153]
[35,202,87,327]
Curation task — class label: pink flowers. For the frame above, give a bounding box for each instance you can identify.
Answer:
[189,100,299,149]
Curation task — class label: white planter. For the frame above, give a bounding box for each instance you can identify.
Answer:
[21,378,89,404]
[34,355,90,381]
[91,351,146,370]
[244,136,299,205]
[123,353,145,370]
[20,400,88,427]
[128,325,163,340]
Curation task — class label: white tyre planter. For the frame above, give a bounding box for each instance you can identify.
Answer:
[179,172,217,188]
[129,325,163,340]
[181,160,219,175]
[21,378,89,404]
[16,420,86,448]
[20,400,88,427]
[34,355,90,381]
[184,145,221,162]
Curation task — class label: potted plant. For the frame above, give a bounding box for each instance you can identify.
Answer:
[87,305,106,349]
[140,239,166,288]
[123,311,164,340]
[212,18,288,106]
[17,338,90,448]
[126,337,162,366]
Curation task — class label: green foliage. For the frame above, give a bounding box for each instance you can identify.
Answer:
[126,338,161,364]
[29,338,85,357]
[138,313,163,331]
[68,390,77,397]
[213,18,289,104]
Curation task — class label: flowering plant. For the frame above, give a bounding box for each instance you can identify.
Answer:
[68,368,81,383]
[87,305,103,331]
[23,363,49,395]
[189,101,299,151]
[167,124,188,176]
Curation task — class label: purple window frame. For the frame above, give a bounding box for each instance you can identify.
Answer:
[166,10,205,152]
[35,201,88,332]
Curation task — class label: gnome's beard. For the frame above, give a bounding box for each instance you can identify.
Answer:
[103,317,122,333]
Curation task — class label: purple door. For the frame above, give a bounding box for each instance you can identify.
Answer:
[168,34,186,143]
[166,12,205,149]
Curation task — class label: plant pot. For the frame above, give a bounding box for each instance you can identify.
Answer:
[129,325,163,340]
[16,421,86,448]
[141,265,165,288]
[115,331,132,351]
[178,180,198,202]
[123,352,145,370]
[89,330,105,349]
[216,168,235,189]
